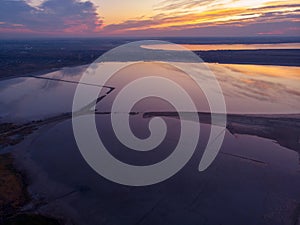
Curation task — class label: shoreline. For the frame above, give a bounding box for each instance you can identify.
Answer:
[1,49,299,80]
[0,153,61,225]
[1,59,300,82]
[0,48,299,223]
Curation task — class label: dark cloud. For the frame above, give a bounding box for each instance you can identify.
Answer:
[0,0,102,35]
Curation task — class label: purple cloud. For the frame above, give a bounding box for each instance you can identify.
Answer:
[0,0,102,36]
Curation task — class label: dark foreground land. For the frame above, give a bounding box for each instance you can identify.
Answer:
[1,37,299,78]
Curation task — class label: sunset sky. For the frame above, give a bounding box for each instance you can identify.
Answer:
[0,0,299,37]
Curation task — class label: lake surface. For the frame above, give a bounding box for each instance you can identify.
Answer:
[141,43,300,51]
[0,62,299,123]
[0,61,299,225]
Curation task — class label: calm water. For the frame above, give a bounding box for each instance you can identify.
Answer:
[0,61,300,225]
[0,62,299,123]
[141,43,300,51]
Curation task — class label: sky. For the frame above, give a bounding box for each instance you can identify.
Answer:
[0,0,299,37]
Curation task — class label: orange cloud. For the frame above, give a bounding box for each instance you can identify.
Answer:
[102,0,300,36]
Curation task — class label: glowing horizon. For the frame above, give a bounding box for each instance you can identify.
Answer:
[0,0,299,37]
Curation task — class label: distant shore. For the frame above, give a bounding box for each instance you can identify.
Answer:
[1,37,299,79]
[1,49,299,80]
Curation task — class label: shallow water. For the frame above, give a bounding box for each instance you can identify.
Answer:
[26,116,300,225]
[141,43,300,51]
[0,61,300,224]
[0,62,299,123]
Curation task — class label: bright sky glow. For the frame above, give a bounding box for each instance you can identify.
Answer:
[1,0,299,37]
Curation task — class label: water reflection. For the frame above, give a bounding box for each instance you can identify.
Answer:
[141,43,300,51]
[209,63,300,113]
[0,75,111,123]
[144,112,300,164]
[1,61,300,224]
[102,62,300,114]
[0,62,299,123]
